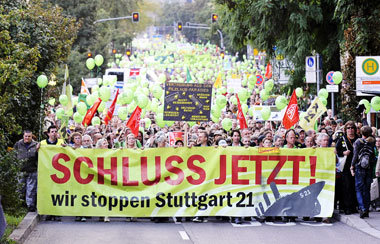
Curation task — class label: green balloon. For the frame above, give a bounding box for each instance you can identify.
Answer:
[156,113,165,128]
[73,112,83,123]
[118,107,128,120]
[264,79,274,92]
[295,87,303,98]
[211,106,222,118]
[242,104,248,114]
[37,75,48,88]
[318,88,328,99]
[137,95,149,109]
[261,107,271,120]
[86,58,95,70]
[59,95,68,106]
[248,75,257,85]
[65,108,73,117]
[332,71,343,85]
[153,85,163,99]
[48,98,55,106]
[222,118,232,131]
[99,86,111,101]
[94,54,104,67]
[86,94,95,106]
[275,96,287,110]
[249,107,255,117]
[260,90,269,101]
[211,115,219,123]
[320,97,327,106]
[238,89,248,101]
[359,99,371,113]
[228,87,235,94]
[216,95,227,108]
[77,102,87,116]
[98,101,106,112]
[230,96,238,105]
[56,108,65,119]
[92,116,101,125]
[371,96,380,111]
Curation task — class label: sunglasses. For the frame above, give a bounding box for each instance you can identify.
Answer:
[346,127,355,129]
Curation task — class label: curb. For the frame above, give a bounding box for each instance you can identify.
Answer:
[334,212,380,239]
[9,212,40,243]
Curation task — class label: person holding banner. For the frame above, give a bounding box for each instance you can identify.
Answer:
[335,121,359,215]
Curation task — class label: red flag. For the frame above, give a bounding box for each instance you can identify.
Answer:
[82,98,102,126]
[126,106,142,137]
[236,94,248,129]
[104,89,120,125]
[265,62,272,79]
[282,90,299,129]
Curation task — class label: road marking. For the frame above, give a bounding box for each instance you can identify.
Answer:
[179,231,190,240]
[300,222,333,227]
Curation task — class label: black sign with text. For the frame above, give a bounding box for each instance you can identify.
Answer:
[164,82,212,121]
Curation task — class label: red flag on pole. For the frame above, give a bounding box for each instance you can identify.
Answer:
[82,98,102,126]
[236,94,248,129]
[126,106,142,137]
[265,62,272,79]
[282,90,299,129]
[104,89,120,125]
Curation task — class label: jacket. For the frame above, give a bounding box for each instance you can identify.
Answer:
[13,139,38,172]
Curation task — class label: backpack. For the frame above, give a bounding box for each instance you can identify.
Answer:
[358,139,374,169]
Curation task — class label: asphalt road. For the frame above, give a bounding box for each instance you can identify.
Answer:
[24,217,379,244]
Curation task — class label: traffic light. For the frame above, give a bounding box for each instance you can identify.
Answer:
[212,14,218,23]
[112,49,117,54]
[177,22,183,31]
[126,49,132,57]
[87,52,92,58]
[220,51,225,59]
[132,12,139,23]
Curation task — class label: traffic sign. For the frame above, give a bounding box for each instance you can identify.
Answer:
[256,75,263,85]
[326,71,334,85]
[362,58,379,75]
[306,56,316,71]
[326,85,338,93]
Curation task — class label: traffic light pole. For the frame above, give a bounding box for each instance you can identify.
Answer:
[94,16,132,24]
[181,24,224,50]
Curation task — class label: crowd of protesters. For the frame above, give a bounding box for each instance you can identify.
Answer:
[13,87,380,224]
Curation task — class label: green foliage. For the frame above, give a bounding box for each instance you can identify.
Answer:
[216,0,341,88]
[0,147,24,215]
[0,213,26,244]
[0,0,79,144]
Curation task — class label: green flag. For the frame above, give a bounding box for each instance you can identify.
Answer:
[186,67,192,83]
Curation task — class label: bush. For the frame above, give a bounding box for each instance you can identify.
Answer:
[0,145,25,216]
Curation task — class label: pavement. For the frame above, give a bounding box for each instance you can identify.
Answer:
[333,210,380,239]
[8,211,380,243]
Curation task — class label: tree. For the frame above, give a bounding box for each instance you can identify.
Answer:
[0,0,79,145]
[215,0,380,120]
[334,0,380,120]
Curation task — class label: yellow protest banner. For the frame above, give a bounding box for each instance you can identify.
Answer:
[299,97,327,131]
[38,146,335,217]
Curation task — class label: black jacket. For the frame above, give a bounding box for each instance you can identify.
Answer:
[335,134,358,173]
[13,139,38,172]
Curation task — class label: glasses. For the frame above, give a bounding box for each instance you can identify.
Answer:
[346,127,355,129]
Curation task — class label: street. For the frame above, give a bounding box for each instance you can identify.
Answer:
[24,217,379,244]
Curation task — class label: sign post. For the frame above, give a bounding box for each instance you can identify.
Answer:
[326,71,338,117]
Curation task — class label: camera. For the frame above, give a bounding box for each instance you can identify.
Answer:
[356,104,365,114]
